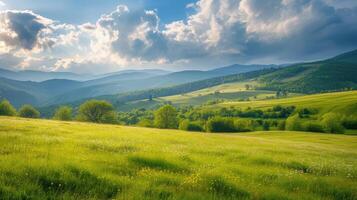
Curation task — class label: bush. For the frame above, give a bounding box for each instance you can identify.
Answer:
[137,119,154,128]
[303,121,325,133]
[154,105,178,129]
[206,117,236,133]
[321,113,345,134]
[285,114,303,131]
[18,105,40,118]
[179,120,203,132]
[0,99,17,116]
[342,116,357,129]
[53,106,73,121]
[278,120,286,130]
[77,100,117,123]
[234,119,252,132]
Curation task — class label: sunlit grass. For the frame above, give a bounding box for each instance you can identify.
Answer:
[0,117,356,199]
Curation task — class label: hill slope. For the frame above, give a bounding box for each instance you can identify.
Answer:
[259,50,357,93]
[214,91,357,116]
[0,117,356,199]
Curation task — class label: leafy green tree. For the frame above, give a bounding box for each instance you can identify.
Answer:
[285,114,303,131]
[18,105,40,118]
[206,117,236,133]
[53,106,73,121]
[0,99,17,116]
[321,113,345,134]
[154,105,178,129]
[179,120,203,132]
[77,100,117,123]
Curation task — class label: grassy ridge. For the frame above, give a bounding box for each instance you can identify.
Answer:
[0,117,356,199]
[216,91,357,116]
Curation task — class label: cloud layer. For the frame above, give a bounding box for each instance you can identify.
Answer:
[1,0,357,73]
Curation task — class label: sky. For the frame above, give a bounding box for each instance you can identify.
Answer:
[1,0,357,74]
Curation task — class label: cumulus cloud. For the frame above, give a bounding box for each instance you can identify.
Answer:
[0,10,55,52]
[1,0,357,73]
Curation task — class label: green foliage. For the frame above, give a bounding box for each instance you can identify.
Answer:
[303,121,325,133]
[206,117,236,133]
[0,99,16,116]
[53,106,73,121]
[137,119,154,128]
[77,100,117,123]
[321,113,345,134]
[234,119,253,132]
[342,115,357,129]
[179,120,203,132]
[285,114,303,131]
[18,105,40,118]
[154,105,178,129]
[278,120,286,130]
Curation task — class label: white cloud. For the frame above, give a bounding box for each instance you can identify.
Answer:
[1,0,357,73]
[0,1,5,7]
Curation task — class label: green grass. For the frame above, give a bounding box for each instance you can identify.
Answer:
[1,117,357,199]
[215,91,357,116]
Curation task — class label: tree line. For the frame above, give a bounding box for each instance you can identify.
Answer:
[1,99,355,134]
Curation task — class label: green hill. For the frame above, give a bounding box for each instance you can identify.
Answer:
[259,50,357,93]
[0,117,356,199]
[213,91,357,116]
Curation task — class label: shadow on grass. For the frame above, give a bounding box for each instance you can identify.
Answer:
[129,156,189,173]
[0,166,121,199]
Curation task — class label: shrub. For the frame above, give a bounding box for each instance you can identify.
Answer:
[137,119,154,128]
[53,106,72,121]
[342,116,357,129]
[77,100,117,123]
[154,105,178,129]
[179,120,203,132]
[18,105,40,118]
[0,99,17,116]
[285,114,303,131]
[321,113,345,134]
[278,120,286,130]
[234,119,252,132]
[206,117,236,133]
[303,121,325,133]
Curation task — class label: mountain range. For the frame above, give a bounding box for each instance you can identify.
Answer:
[0,64,277,107]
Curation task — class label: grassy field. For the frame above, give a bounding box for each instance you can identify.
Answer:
[214,91,357,116]
[119,81,301,111]
[1,117,356,199]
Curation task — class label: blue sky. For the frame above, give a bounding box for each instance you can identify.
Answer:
[1,0,357,73]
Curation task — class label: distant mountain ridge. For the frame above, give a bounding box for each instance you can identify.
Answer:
[0,63,277,107]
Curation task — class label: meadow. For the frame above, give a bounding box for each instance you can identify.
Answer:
[0,117,356,199]
[214,91,357,116]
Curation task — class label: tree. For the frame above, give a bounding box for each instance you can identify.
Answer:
[206,117,236,133]
[53,106,73,121]
[18,105,40,118]
[179,120,203,132]
[285,114,303,131]
[245,84,250,90]
[321,113,345,134]
[154,105,178,129]
[77,100,117,123]
[0,99,17,116]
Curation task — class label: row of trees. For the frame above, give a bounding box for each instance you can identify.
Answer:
[0,100,40,118]
[1,98,354,134]
[0,99,179,129]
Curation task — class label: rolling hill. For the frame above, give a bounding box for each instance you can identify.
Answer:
[0,68,91,82]
[0,64,277,107]
[0,117,356,199]
[258,49,357,93]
